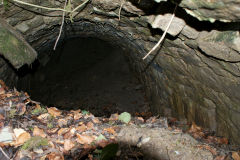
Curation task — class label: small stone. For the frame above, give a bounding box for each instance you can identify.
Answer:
[91,0,119,11]
[0,127,14,144]
[15,23,29,34]
[123,1,145,15]
[26,16,44,29]
[148,14,186,36]
[181,25,199,39]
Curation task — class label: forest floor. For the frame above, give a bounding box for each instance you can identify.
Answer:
[0,80,240,160]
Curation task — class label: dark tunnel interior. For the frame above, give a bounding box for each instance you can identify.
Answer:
[17,37,150,117]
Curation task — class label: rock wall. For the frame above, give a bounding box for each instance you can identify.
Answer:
[0,0,239,143]
[0,56,18,87]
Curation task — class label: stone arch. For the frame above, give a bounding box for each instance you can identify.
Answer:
[0,0,240,144]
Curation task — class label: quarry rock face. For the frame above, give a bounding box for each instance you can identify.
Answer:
[0,0,240,144]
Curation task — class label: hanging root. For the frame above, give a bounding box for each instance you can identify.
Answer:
[118,0,125,21]
[53,0,68,50]
[142,5,177,60]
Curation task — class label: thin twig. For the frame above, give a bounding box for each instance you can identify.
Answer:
[13,0,90,13]
[142,5,177,60]
[53,0,67,50]
[72,0,90,13]
[0,146,10,160]
[118,0,125,21]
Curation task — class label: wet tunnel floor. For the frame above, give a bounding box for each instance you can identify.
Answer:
[21,37,150,117]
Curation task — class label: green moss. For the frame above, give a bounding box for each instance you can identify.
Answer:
[31,107,47,115]
[182,0,223,9]
[195,0,223,9]
[9,109,16,118]
[215,31,236,43]
[22,136,49,150]
[3,0,9,10]
[47,123,54,129]
[0,20,37,69]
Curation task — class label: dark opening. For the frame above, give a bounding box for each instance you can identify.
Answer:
[18,37,150,117]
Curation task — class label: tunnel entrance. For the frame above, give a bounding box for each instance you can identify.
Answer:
[18,37,150,117]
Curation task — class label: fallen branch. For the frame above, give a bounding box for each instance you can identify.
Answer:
[0,146,10,160]
[142,5,177,60]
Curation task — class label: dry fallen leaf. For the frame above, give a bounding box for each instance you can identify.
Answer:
[92,117,100,124]
[146,117,157,123]
[47,152,64,160]
[47,107,62,117]
[0,80,7,90]
[188,122,202,133]
[76,124,87,132]
[76,134,95,144]
[71,109,81,114]
[0,87,5,95]
[71,109,82,120]
[13,128,26,138]
[192,132,205,139]
[104,128,116,134]
[137,117,144,122]
[86,122,94,129]
[217,137,228,145]
[64,128,76,139]
[58,128,69,136]
[64,139,75,151]
[16,103,26,115]
[14,131,31,146]
[47,128,59,134]
[58,118,68,127]
[0,114,5,121]
[56,139,65,145]
[37,113,50,123]
[232,152,240,160]
[33,126,47,138]
[73,112,82,120]
[48,141,55,148]
[206,136,216,143]
[109,113,119,121]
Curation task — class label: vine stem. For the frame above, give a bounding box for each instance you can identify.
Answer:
[13,0,70,12]
[11,0,90,50]
[53,0,68,50]
[142,4,178,60]
[12,0,90,13]
[118,0,125,21]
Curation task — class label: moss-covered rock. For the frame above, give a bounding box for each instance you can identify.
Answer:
[179,0,240,22]
[22,136,49,150]
[0,18,37,69]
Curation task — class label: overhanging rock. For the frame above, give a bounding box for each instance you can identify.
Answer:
[0,18,37,69]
